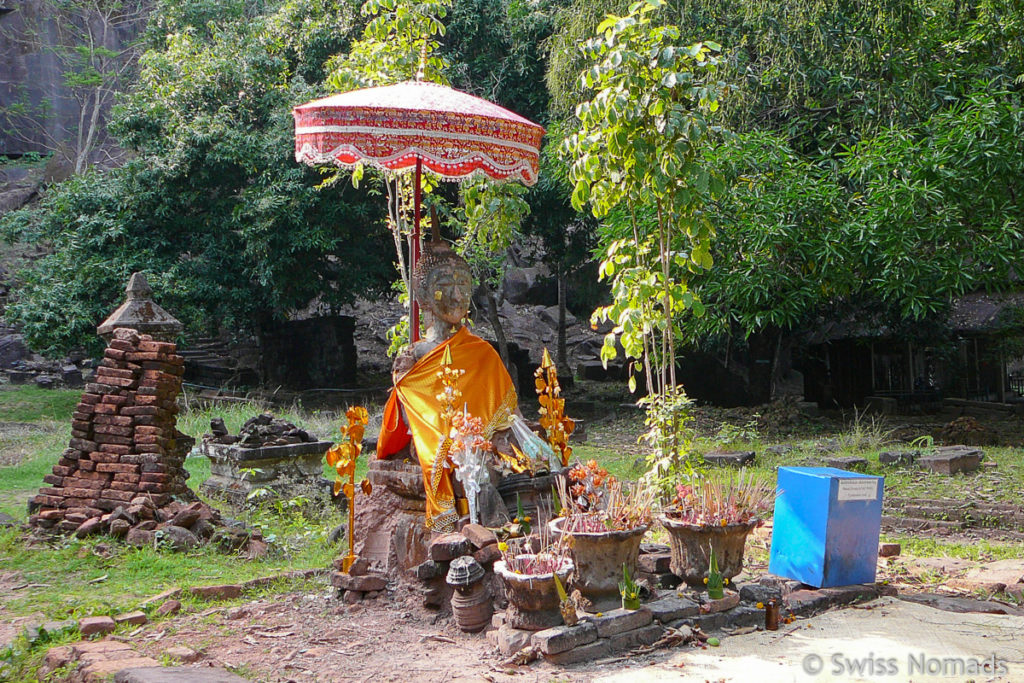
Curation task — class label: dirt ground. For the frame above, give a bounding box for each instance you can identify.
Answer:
[0,572,695,682]
[6,529,1021,683]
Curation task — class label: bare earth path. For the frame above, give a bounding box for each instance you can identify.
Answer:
[119,588,1024,682]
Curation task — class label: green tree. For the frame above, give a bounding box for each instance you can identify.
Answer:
[563,0,726,396]
[549,0,1024,404]
[2,0,393,356]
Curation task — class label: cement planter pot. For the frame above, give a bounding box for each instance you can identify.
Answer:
[659,516,758,587]
[549,516,649,612]
[493,556,574,631]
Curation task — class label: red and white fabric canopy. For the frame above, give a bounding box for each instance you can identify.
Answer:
[293,80,544,185]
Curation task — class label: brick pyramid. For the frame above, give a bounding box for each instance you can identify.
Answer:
[29,328,192,533]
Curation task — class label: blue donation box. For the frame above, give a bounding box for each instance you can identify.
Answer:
[769,467,884,588]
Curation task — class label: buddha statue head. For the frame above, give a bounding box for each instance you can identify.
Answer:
[412,238,473,331]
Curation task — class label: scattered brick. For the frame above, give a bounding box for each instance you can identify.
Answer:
[879,543,901,558]
[461,523,498,549]
[430,533,472,561]
[78,616,116,636]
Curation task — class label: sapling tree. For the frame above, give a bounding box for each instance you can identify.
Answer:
[324,0,536,359]
[562,0,726,474]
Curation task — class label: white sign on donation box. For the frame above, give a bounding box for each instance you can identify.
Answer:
[836,478,879,502]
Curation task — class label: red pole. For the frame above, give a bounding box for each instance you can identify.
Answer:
[411,158,422,342]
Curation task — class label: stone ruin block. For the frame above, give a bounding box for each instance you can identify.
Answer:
[878,450,918,466]
[825,456,868,471]
[198,440,332,506]
[703,450,756,467]
[918,445,983,475]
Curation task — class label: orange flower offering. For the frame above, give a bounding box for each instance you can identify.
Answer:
[535,348,575,467]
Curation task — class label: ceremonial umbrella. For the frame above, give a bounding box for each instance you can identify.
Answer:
[293,80,545,340]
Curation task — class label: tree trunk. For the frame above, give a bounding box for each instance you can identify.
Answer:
[556,264,569,371]
[746,326,780,405]
[483,285,510,369]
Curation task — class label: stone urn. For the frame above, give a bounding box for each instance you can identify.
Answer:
[446,557,491,633]
[548,516,648,612]
[659,515,758,587]
[493,556,574,631]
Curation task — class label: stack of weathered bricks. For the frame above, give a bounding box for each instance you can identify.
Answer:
[29,328,190,533]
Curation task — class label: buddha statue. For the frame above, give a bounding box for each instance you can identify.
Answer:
[377,237,519,533]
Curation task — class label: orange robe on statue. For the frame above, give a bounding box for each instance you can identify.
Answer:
[377,327,517,532]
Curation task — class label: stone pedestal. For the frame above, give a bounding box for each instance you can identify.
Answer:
[356,458,431,574]
[199,440,332,505]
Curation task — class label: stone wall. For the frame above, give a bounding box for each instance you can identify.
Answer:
[259,316,357,389]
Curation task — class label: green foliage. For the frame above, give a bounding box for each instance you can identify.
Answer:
[618,562,641,608]
[711,416,761,451]
[562,0,725,395]
[2,0,393,356]
[549,0,1024,374]
[443,0,563,123]
[706,547,723,598]
[456,179,531,289]
[844,88,1024,319]
[638,384,698,501]
[325,0,453,89]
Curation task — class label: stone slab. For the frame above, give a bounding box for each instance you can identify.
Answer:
[739,583,782,605]
[605,622,664,652]
[703,450,755,467]
[719,605,763,630]
[189,584,242,600]
[964,559,1024,587]
[461,523,497,549]
[430,533,472,562]
[598,597,1024,683]
[114,667,249,682]
[114,611,148,626]
[79,616,116,636]
[879,542,901,558]
[640,543,670,554]
[492,624,532,656]
[647,594,699,622]
[879,450,918,466]
[531,621,598,655]
[543,638,611,665]
[919,446,983,475]
[700,591,740,613]
[825,456,868,470]
[201,440,333,462]
[83,657,162,682]
[330,572,387,592]
[590,607,652,638]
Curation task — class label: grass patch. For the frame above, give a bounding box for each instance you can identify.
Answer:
[0,386,81,423]
[0,426,69,519]
[881,533,1024,562]
[0,498,343,621]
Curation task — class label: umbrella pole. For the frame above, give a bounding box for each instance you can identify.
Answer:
[411,158,422,343]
